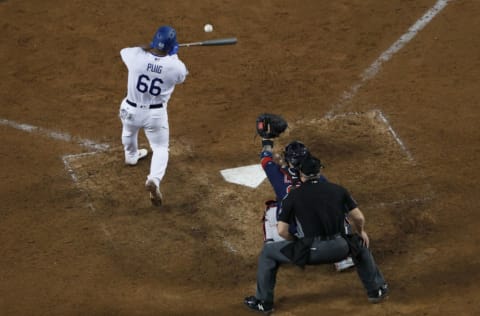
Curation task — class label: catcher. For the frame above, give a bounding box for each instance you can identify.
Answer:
[256,113,354,271]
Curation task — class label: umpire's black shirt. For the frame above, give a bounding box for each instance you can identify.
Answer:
[279,178,357,238]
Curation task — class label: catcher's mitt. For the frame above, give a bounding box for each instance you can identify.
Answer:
[256,113,288,139]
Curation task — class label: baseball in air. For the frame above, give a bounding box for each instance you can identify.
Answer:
[204,24,213,32]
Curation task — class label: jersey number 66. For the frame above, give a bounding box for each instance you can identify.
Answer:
[136,74,163,96]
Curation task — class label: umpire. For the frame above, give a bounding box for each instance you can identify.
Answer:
[244,155,388,314]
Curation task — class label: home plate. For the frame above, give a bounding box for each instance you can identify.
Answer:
[220,164,266,188]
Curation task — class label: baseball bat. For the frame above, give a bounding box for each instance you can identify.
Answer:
[179,37,237,47]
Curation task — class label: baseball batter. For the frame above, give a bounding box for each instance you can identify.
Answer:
[119,25,188,206]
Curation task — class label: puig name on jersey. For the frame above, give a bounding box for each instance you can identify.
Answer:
[147,63,162,74]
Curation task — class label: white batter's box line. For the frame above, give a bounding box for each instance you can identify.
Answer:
[62,152,101,183]
[369,110,436,199]
[371,195,435,209]
[0,118,110,151]
[223,240,238,254]
[295,111,364,123]
[373,109,414,163]
[294,110,415,163]
[326,0,450,117]
[62,145,135,183]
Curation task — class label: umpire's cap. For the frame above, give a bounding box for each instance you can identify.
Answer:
[299,155,324,176]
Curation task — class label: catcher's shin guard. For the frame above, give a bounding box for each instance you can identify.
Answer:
[263,201,285,243]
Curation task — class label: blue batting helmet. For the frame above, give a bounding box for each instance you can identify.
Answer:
[150,25,177,52]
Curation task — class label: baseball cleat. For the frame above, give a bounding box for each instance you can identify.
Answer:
[125,148,148,165]
[244,296,273,314]
[145,179,163,207]
[137,148,148,160]
[334,256,355,272]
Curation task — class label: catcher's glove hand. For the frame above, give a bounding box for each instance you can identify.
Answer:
[256,113,288,139]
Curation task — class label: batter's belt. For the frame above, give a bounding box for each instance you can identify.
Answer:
[126,99,163,109]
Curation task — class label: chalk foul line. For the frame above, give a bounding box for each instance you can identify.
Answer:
[0,118,109,151]
[326,0,450,118]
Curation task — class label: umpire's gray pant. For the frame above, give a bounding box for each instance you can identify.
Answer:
[255,237,386,304]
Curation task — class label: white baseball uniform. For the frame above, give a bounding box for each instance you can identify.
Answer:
[119,47,188,188]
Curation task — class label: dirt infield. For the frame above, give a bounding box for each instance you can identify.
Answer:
[1,0,479,315]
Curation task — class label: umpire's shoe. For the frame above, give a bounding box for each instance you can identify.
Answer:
[244,296,273,314]
[145,179,163,207]
[368,284,389,303]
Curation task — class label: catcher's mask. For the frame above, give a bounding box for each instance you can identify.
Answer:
[284,141,309,168]
[150,25,177,52]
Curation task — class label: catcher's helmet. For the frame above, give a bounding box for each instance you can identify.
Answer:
[150,25,177,52]
[284,141,309,168]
